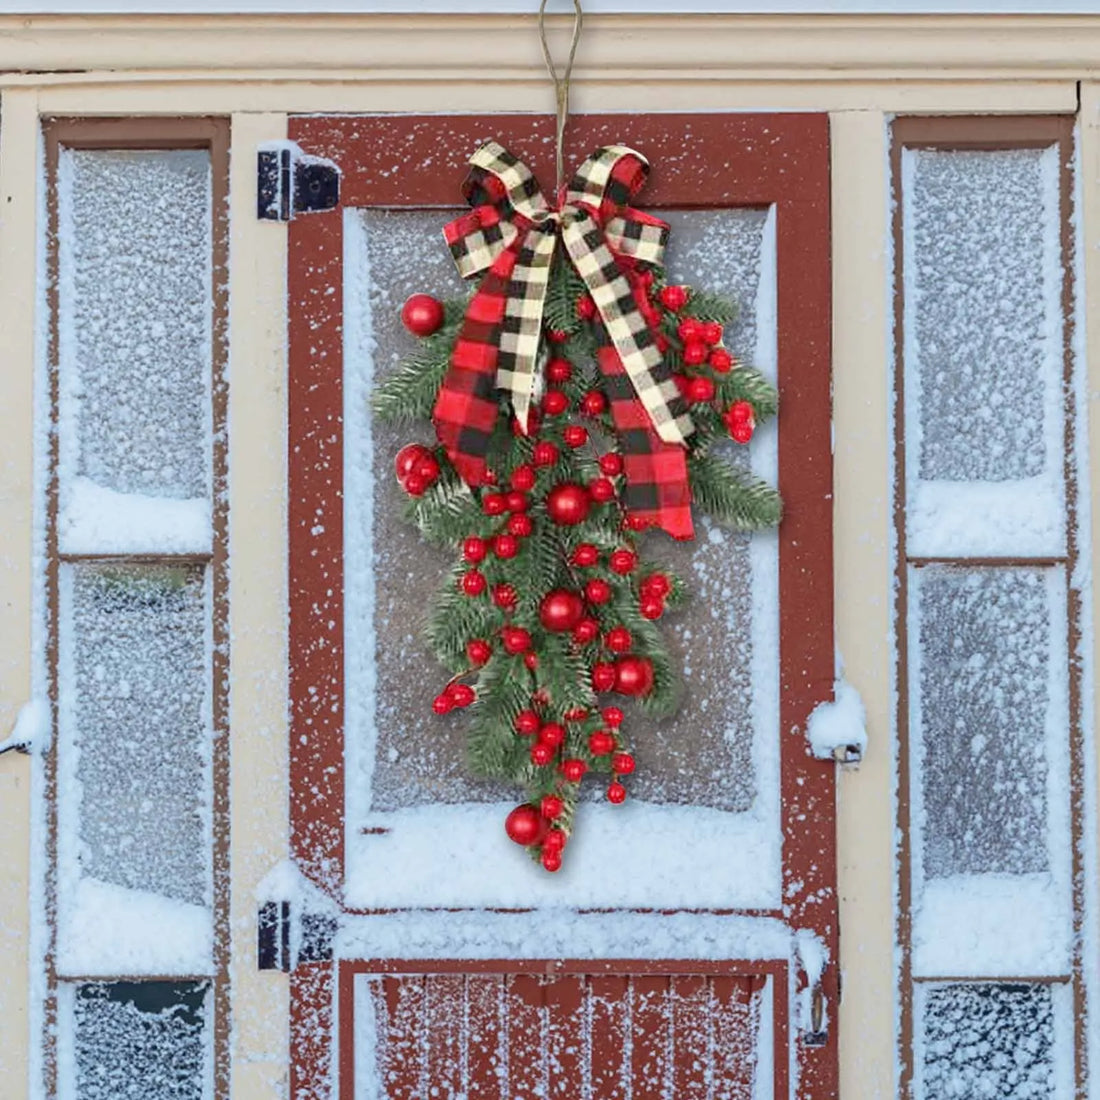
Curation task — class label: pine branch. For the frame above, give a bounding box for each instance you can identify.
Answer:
[689,452,782,530]
[717,366,779,422]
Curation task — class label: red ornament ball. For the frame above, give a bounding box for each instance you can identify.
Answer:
[682,341,708,367]
[581,390,607,417]
[531,743,554,767]
[524,652,539,670]
[400,293,445,337]
[571,543,599,567]
[540,794,564,820]
[432,694,453,715]
[542,389,570,417]
[547,329,568,344]
[659,284,689,312]
[588,730,615,755]
[463,536,488,564]
[450,683,476,708]
[502,627,532,655]
[730,420,754,445]
[466,639,492,666]
[640,597,665,621]
[709,347,734,373]
[506,490,529,513]
[515,709,542,736]
[677,318,702,344]
[541,848,563,872]
[533,441,560,467]
[573,617,600,645]
[395,443,431,482]
[599,453,624,477]
[493,583,518,610]
[511,464,537,491]
[607,781,627,804]
[605,626,633,653]
[482,492,508,516]
[701,321,723,347]
[602,706,624,727]
[585,578,612,605]
[576,294,597,321]
[539,722,565,748]
[546,357,572,384]
[563,424,589,448]
[592,662,618,692]
[547,483,591,526]
[641,573,671,599]
[609,549,637,575]
[540,589,585,633]
[461,570,486,597]
[612,751,636,775]
[403,472,430,497]
[564,706,590,722]
[493,534,519,559]
[589,477,616,504]
[505,804,545,846]
[687,376,716,403]
[543,827,567,852]
[561,758,587,783]
[508,513,533,537]
[614,656,654,697]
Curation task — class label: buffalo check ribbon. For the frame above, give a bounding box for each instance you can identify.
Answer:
[433,141,696,539]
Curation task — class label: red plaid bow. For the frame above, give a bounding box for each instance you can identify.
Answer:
[433,141,695,540]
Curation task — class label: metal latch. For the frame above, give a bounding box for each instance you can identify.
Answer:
[257,141,340,221]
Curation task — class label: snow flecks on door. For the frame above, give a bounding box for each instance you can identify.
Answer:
[56,563,213,976]
[357,971,762,1100]
[56,148,213,555]
[57,981,210,1100]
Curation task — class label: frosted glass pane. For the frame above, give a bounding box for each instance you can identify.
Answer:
[61,982,209,1100]
[901,146,1065,557]
[345,208,775,814]
[58,149,211,502]
[916,983,1069,1100]
[58,564,210,905]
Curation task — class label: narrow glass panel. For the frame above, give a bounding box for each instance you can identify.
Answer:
[57,563,212,975]
[902,146,1065,557]
[59,982,209,1100]
[57,148,212,554]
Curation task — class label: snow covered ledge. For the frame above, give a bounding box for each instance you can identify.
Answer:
[805,678,867,765]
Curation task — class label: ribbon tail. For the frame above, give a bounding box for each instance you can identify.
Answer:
[598,345,694,541]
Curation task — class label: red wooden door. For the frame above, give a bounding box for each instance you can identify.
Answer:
[287,113,834,1100]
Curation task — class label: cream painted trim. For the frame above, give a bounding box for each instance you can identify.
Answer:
[227,111,290,1100]
[0,13,1100,81]
[0,87,40,1100]
[831,110,895,1100]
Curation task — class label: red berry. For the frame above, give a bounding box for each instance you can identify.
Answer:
[482,492,508,516]
[563,424,588,448]
[543,828,566,851]
[494,534,519,559]
[539,722,565,748]
[572,617,600,645]
[581,390,607,417]
[682,341,708,367]
[677,318,702,344]
[531,743,554,766]
[414,454,441,483]
[541,848,563,872]
[589,477,616,503]
[612,752,636,775]
[450,683,476,708]
[602,706,624,727]
[540,795,564,819]
[605,626,633,653]
[659,285,689,311]
[463,536,488,563]
[672,373,691,398]
[508,513,533,537]
[403,472,429,497]
[571,543,599,567]
[502,627,532,655]
[533,441,560,467]
[493,583,518,610]
[728,400,754,424]
[400,293,445,336]
[614,656,654,697]
[515,710,542,736]
[609,549,637,575]
[576,294,597,320]
[687,376,715,403]
[539,589,585,633]
[506,490,529,513]
[656,334,670,353]
[561,758,587,783]
[546,483,590,526]
[510,464,536,491]
[607,781,627,804]
[466,639,492,665]
[564,707,589,722]
[505,804,545,846]
[432,694,453,715]
[461,570,486,596]
[709,347,734,372]
[625,514,650,532]
[588,730,615,755]
[731,421,754,444]
[592,662,617,692]
[547,329,568,344]
[640,597,664,620]
[641,573,671,599]
[585,579,612,605]
[546,357,572,384]
[524,652,539,670]
[542,390,569,416]
[599,453,624,477]
[701,321,723,346]
[395,443,431,481]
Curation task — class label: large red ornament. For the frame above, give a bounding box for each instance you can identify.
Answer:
[401,293,445,337]
[395,443,431,482]
[539,589,585,632]
[614,656,655,696]
[546,483,590,526]
[505,804,546,846]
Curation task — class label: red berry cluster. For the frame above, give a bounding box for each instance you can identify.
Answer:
[394,443,442,497]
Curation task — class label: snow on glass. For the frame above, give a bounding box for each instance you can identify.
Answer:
[902,146,1066,558]
[56,148,212,554]
[60,981,209,1100]
[343,205,780,910]
[916,983,1067,1100]
[57,563,212,975]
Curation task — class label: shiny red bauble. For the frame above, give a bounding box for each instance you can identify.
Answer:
[492,583,518,610]
[609,549,637,575]
[598,453,624,477]
[541,848,563,872]
[607,781,627,804]
[576,294,597,320]
[493,534,519,559]
[614,656,655,696]
[533,441,560,467]
[543,828,566,852]
[466,639,492,666]
[589,477,616,503]
[682,341,708,367]
[605,627,633,653]
[542,390,569,416]
[515,709,542,736]
[463,536,488,563]
[585,579,612,605]
[505,804,546,846]
[540,795,564,820]
[563,425,588,448]
[432,694,453,715]
[659,285,689,311]
[547,483,591,526]
[546,357,572,384]
[506,490,529,513]
[510,464,536,491]
[571,543,599,567]
[461,570,486,596]
[581,390,607,417]
[602,705,624,727]
[508,513,533,537]
[502,626,532,655]
[592,662,618,692]
[640,597,665,621]
[450,683,475,708]
[677,318,702,344]
[687,376,716,403]
[482,492,508,516]
[561,758,587,783]
[539,589,585,633]
[588,730,615,755]
[709,348,734,373]
[701,321,723,347]
[573,617,600,645]
[612,752,636,775]
[530,743,554,766]
[539,722,565,748]
[395,443,431,481]
[641,573,671,599]
[524,652,539,670]
[400,293,445,337]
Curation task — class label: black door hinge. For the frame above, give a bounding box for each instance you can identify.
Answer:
[257,141,340,222]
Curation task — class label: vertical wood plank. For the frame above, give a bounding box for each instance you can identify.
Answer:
[425,974,466,1099]
[381,975,426,1100]
[506,974,545,1100]
[630,975,671,1100]
[290,961,335,1100]
[544,974,585,1099]
[670,975,711,1100]
[466,974,505,1100]
[711,977,757,1100]
[589,975,629,1100]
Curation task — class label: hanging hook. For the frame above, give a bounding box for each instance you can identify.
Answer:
[538,0,584,198]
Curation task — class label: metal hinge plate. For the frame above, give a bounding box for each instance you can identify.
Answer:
[257,140,340,221]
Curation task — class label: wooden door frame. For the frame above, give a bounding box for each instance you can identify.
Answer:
[286,111,834,1099]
